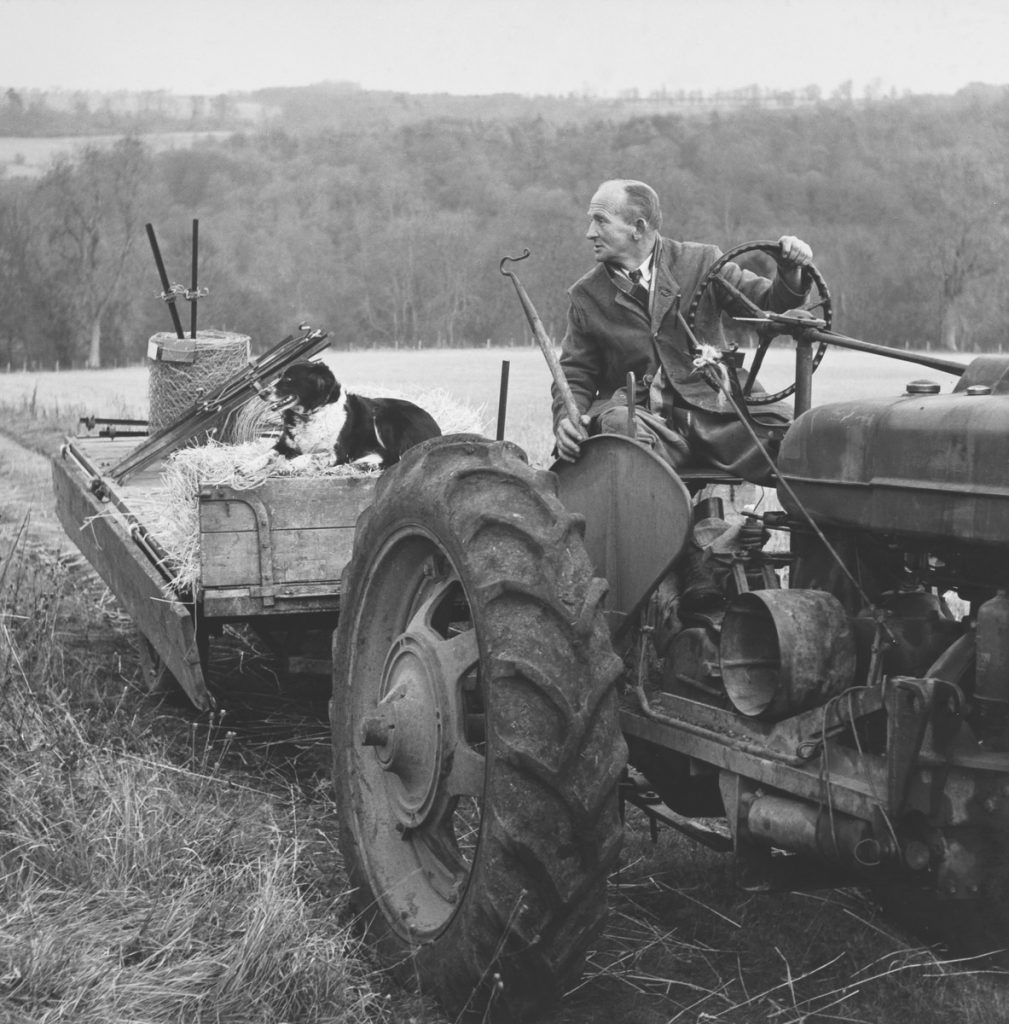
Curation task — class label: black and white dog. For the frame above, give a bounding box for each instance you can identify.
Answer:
[269,360,441,468]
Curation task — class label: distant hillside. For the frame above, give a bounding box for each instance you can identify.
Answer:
[8,78,1004,140]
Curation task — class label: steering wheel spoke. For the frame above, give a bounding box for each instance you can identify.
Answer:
[685,240,832,406]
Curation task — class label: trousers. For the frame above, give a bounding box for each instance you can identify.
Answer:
[590,387,790,487]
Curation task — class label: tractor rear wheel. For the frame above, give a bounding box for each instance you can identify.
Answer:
[332,437,626,1022]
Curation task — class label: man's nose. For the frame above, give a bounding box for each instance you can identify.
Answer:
[586,222,598,239]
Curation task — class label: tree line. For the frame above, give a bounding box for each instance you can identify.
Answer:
[1,85,1008,369]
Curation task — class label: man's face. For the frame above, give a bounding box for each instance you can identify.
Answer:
[586,183,638,267]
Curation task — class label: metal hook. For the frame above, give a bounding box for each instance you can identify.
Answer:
[499,248,531,278]
[498,247,585,432]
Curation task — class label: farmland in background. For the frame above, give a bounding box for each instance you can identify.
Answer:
[0,346,969,467]
[0,131,235,178]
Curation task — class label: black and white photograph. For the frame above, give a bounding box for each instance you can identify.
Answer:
[2,2,1009,1021]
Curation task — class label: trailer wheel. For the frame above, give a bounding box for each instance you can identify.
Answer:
[332,437,626,1022]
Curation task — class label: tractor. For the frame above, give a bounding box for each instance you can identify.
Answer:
[330,242,1009,1021]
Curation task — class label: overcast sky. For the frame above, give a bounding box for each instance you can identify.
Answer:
[2,0,1006,99]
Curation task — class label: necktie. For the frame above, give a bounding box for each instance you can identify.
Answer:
[628,268,649,308]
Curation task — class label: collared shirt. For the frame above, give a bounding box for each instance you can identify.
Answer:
[616,255,652,289]
[628,255,653,287]
[620,254,654,314]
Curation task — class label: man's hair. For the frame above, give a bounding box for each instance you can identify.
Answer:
[614,179,662,232]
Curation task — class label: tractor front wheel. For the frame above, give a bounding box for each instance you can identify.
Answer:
[332,437,626,1022]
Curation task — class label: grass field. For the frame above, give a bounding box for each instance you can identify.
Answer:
[4,343,1007,1024]
[0,344,969,467]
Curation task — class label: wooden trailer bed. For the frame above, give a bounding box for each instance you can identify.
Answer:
[52,432,376,709]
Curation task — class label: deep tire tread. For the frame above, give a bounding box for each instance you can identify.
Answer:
[334,438,625,1022]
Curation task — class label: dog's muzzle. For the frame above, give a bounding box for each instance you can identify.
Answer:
[268,391,299,412]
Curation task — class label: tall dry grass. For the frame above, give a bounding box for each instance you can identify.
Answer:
[0,522,416,1024]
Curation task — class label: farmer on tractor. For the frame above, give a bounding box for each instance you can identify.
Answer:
[551,177,813,616]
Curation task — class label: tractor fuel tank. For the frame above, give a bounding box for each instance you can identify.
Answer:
[776,380,1009,546]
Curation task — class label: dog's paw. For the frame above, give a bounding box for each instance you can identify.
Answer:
[243,451,277,475]
[351,453,385,472]
[287,454,318,473]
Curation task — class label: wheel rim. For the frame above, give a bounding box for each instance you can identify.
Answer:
[346,526,485,941]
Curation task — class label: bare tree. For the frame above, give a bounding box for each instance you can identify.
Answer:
[0,189,35,365]
[911,150,1009,351]
[34,136,151,367]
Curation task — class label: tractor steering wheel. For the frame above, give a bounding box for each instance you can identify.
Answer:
[685,240,832,406]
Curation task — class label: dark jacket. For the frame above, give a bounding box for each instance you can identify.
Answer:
[551,237,807,431]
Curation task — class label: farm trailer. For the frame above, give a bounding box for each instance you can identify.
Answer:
[51,248,1009,1023]
[50,326,375,709]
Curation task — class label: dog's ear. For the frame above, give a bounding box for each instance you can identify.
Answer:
[312,362,338,401]
[279,362,307,385]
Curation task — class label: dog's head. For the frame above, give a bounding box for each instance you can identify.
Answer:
[270,361,341,412]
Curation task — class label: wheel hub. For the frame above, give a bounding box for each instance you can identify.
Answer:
[360,631,446,829]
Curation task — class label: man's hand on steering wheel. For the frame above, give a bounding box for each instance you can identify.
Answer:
[776,235,813,290]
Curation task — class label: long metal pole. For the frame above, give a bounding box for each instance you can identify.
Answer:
[805,327,966,377]
[145,222,185,339]
[794,338,813,416]
[190,218,199,339]
[500,251,586,436]
[496,359,510,441]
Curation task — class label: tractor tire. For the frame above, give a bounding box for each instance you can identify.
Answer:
[332,436,627,1022]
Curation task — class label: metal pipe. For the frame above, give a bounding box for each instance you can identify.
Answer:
[62,443,177,583]
[794,337,813,415]
[145,222,185,339]
[190,218,199,339]
[746,793,886,867]
[496,359,510,441]
[804,326,966,377]
[720,589,856,719]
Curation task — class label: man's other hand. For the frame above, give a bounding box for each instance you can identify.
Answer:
[776,236,813,291]
[777,235,813,267]
[554,414,590,462]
